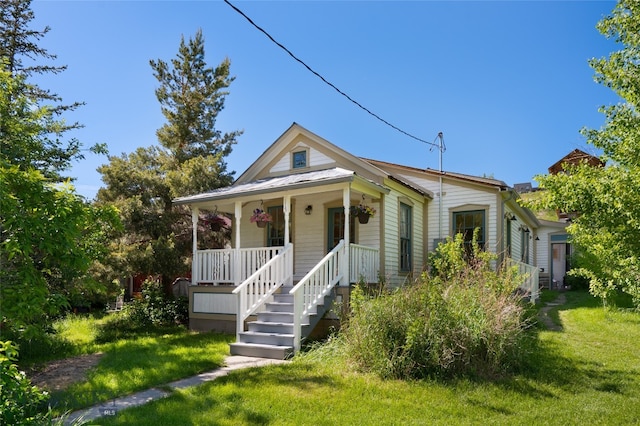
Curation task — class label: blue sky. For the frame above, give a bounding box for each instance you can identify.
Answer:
[31,0,619,200]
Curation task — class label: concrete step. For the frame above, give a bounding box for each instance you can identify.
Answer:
[238,331,295,346]
[229,342,293,360]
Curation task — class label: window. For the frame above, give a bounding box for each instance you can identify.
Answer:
[400,203,412,272]
[327,207,354,251]
[292,150,307,169]
[453,210,485,250]
[267,206,285,247]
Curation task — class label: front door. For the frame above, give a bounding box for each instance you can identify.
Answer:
[327,207,354,251]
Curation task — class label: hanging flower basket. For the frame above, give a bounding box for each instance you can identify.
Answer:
[353,203,376,224]
[250,208,272,228]
[204,214,230,232]
[357,211,370,224]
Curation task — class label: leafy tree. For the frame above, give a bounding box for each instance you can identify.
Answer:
[97,29,241,294]
[530,0,640,308]
[0,2,121,340]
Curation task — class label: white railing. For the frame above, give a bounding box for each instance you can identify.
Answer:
[232,244,293,340]
[290,240,345,352]
[506,258,540,303]
[349,243,379,283]
[195,247,283,285]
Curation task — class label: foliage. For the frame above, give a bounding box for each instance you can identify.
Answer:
[527,0,640,308]
[249,208,272,223]
[0,1,121,343]
[0,0,105,181]
[341,234,532,380]
[96,279,187,343]
[352,203,376,217]
[1,161,121,341]
[89,291,640,425]
[0,341,51,425]
[97,30,241,292]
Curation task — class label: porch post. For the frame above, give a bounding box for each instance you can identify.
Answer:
[283,195,291,245]
[191,207,199,285]
[342,187,350,286]
[234,201,242,286]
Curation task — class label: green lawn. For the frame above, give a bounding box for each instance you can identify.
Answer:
[20,314,234,415]
[89,291,640,425]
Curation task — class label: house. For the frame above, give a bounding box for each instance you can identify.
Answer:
[173,123,562,359]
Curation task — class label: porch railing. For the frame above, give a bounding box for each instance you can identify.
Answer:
[506,258,540,303]
[290,240,345,352]
[349,243,379,283]
[195,246,283,285]
[232,244,293,340]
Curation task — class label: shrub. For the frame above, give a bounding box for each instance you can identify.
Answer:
[0,341,51,425]
[96,279,188,342]
[341,234,533,380]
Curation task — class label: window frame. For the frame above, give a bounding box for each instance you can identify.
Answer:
[291,149,309,170]
[452,209,486,249]
[399,202,412,272]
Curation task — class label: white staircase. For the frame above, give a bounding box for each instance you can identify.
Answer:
[229,283,335,359]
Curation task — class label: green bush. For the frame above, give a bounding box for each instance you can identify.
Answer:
[96,279,188,342]
[0,341,51,425]
[341,234,533,380]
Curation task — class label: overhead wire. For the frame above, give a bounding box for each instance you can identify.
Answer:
[223,0,442,150]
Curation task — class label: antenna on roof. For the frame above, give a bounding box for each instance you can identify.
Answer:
[430,132,446,240]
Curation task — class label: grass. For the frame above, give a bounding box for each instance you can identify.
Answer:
[19,313,233,415]
[88,291,640,425]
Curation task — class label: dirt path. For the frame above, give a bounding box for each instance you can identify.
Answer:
[28,353,103,392]
[538,292,567,331]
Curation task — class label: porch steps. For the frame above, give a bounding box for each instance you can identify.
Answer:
[229,284,335,360]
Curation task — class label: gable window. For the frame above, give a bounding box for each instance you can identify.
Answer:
[292,150,307,169]
[453,210,485,250]
[267,206,285,247]
[400,203,412,272]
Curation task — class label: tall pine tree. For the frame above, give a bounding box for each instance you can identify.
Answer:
[0,0,102,180]
[98,29,241,294]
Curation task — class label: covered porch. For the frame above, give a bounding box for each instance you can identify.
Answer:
[173,168,387,356]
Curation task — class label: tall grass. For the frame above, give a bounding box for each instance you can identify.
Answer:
[340,235,533,379]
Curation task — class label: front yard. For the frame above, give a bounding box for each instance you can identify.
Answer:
[36,290,638,425]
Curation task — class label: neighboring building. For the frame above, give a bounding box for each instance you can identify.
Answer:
[173,123,562,359]
[548,148,604,175]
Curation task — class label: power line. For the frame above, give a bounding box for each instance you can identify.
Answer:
[223,0,441,150]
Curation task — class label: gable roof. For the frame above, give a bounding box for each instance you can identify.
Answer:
[361,158,510,190]
[548,149,604,174]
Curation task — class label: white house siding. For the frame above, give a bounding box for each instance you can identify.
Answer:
[401,175,499,254]
[269,142,334,174]
[381,184,425,286]
[292,194,330,281]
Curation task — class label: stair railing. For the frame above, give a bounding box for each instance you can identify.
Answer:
[232,243,293,340]
[290,240,345,352]
[506,257,540,303]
